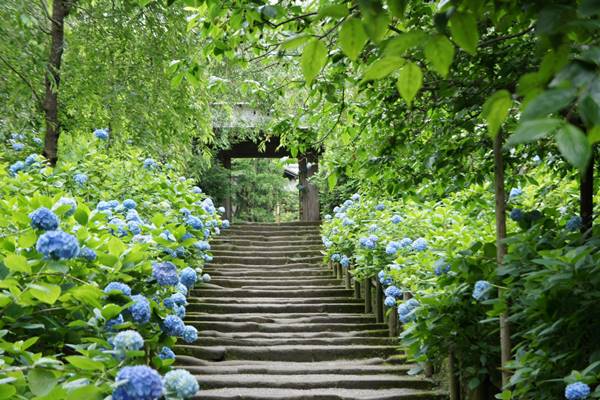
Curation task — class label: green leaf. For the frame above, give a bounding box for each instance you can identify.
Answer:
[555,123,592,170]
[318,4,349,18]
[449,12,479,55]
[424,35,454,77]
[101,303,123,320]
[588,125,600,144]
[19,230,38,249]
[28,368,57,397]
[4,254,31,273]
[361,57,405,82]
[384,31,426,56]
[280,35,310,51]
[362,12,389,43]
[328,173,337,190]
[387,0,407,18]
[29,283,61,305]
[65,356,105,371]
[508,119,563,145]
[107,237,126,257]
[521,87,577,120]
[0,384,16,400]
[396,62,423,106]
[579,0,600,17]
[74,206,89,226]
[70,285,103,308]
[481,90,512,137]
[301,39,328,85]
[339,18,368,61]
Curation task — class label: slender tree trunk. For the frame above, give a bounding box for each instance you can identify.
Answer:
[494,132,511,387]
[43,0,72,165]
[580,150,594,235]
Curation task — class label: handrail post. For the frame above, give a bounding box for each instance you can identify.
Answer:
[353,278,361,299]
[388,306,399,337]
[344,267,351,289]
[364,277,372,313]
[375,279,384,323]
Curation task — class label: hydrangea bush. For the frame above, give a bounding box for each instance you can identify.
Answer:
[0,131,228,398]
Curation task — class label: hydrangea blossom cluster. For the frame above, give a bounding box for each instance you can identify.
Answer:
[129,295,151,324]
[411,238,428,251]
[112,365,163,400]
[375,203,385,211]
[79,247,97,261]
[53,197,77,217]
[378,270,392,286]
[566,216,582,232]
[158,346,176,360]
[390,214,403,224]
[36,230,80,260]
[123,199,137,209]
[153,262,179,286]
[143,158,158,170]
[340,255,350,268]
[29,207,59,230]
[565,382,591,400]
[508,187,523,201]
[163,369,199,398]
[359,236,377,250]
[73,173,88,185]
[398,298,419,323]
[182,325,198,343]
[472,280,492,301]
[384,286,402,298]
[163,315,185,336]
[179,267,197,289]
[94,128,109,140]
[186,216,204,230]
[9,161,25,176]
[104,282,132,296]
[12,142,24,151]
[434,259,451,276]
[201,273,211,283]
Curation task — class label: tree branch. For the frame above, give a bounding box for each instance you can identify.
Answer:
[265,12,318,29]
[0,54,43,105]
[479,26,535,47]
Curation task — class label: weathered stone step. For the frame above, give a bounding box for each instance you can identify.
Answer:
[201,268,332,278]
[211,249,322,258]
[208,277,340,287]
[191,387,446,400]
[188,297,363,305]
[211,244,323,252]
[230,221,321,228]
[190,288,354,299]
[217,234,321,242]
[196,373,432,390]
[186,302,363,314]
[195,330,391,339]
[175,344,399,362]
[206,262,322,269]
[184,312,375,324]
[176,358,412,375]
[211,255,323,265]
[195,336,395,347]
[224,228,321,236]
[183,321,387,333]
[212,238,322,247]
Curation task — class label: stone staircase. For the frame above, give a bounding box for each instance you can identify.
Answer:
[175,221,445,400]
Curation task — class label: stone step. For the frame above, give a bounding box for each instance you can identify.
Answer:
[176,358,412,375]
[196,373,432,390]
[210,255,323,265]
[211,249,323,258]
[206,262,322,269]
[186,302,364,314]
[195,336,396,347]
[224,228,321,236]
[208,277,339,287]
[184,313,376,324]
[183,321,387,333]
[201,268,333,278]
[188,297,363,305]
[211,244,323,252]
[194,330,391,339]
[217,234,321,242]
[190,288,354,299]
[212,239,323,247]
[231,221,321,228]
[191,387,446,400]
[175,344,399,362]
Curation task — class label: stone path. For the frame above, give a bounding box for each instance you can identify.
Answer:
[175,222,445,400]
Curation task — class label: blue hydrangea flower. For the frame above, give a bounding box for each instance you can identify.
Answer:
[12,142,25,151]
[201,273,211,283]
[36,230,79,259]
[112,365,163,400]
[324,214,332,220]
[106,314,124,331]
[351,193,360,201]
[11,133,25,140]
[25,154,38,165]
[566,216,582,232]
[129,295,151,324]
[160,230,176,242]
[33,137,43,146]
[143,158,157,170]
[217,206,225,213]
[222,219,230,229]
[94,128,109,140]
[378,270,392,286]
[384,286,402,298]
[158,346,176,360]
[152,262,179,286]
[123,199,137,209]
[109,217,128,237]
[107,200,119,209]
[180,208,191,216]
[181,325,198,343]
[163,369,199,398]
[342,218,354,226]
[53,197,77,217]
[391,214,403,224]
[79,246,97,261]
[176,283,188,296]
[191,186,202,194]
[333,206,340,213]
[73,173,88,185]
[9,161,26,176]
[331,254,341,262]
[163,315,185,336]
[508,187,523,201]
[181,233,194,242]
[203,254,213,262]
[384,296,397,307]
[164,293,187,309]
[375,203,385,211]
[434,259,450,276]
[112,330,144,353]
[385,242,399,255]
[343,200,353,208]
[128,221,142,235]
[340,255,350,268]
[398,298,419,323]
[29,207,59,230]
[186,216,204,230]
[565,382,591,400]
[104,282,132,296]
[96,201,111,211]
[510,208,524,221]
[194,241,210,251]
[472,280,492,301]
[412,238,428,251]
[174,304,186,319]
[179,267,197,289]
[126,209,141,222]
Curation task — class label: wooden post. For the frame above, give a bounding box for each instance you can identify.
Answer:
[375,279,384,323]
[344,268,351,289]
[448,351,460,400]
[298,152,320,221]
[388,306,399,337]
[364,277,372,313]
[222,156,233,222]
[354,278,361,299]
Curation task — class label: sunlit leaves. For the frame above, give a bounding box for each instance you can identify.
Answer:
[507,119,562,145]
[65,356,105,371]
[4,254,30,274]
[387,0,407,18]
[339,18,367,61]
[27,368,57,397]
[481,90,512,138]
[555,124,591,170]
[361,57,405,82]
[29,283,61,305]
[396,62,422,106]
[384,31,426,57]
[424,35,454,77]
[301,39,328,85]
[521,87,577,120]
[280,35,310,51]
[449,12,479,55]
[318,4,349,18]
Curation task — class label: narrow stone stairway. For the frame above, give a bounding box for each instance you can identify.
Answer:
[175,222,445,400]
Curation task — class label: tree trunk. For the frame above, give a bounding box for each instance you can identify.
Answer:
[43,0,72,165]
[298,152,320,221]
[494,132,511,387]
[580,150,594,236]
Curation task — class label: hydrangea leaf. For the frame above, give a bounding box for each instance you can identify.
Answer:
[4,254,31,274]
[301,39,328,85]
[29,283,61,305]
[27,368,57,396]
[65,356,104,371]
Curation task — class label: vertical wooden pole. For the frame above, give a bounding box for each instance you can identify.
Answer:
[449,351,460,400]
[344,268,351,289]
[580,150,594,235]
[354,278,361,299]
[298,152,320,221]
[364,278,372,313]
[375,280,384,323]
[388,306,399,337]
[222,156,233,222]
